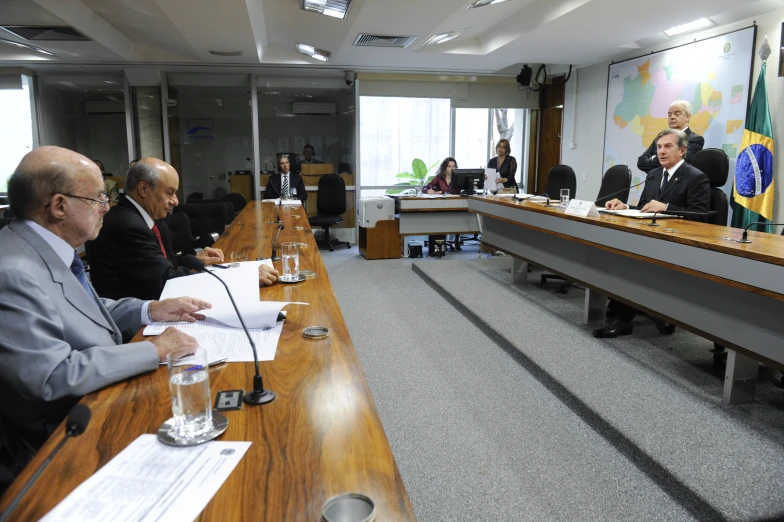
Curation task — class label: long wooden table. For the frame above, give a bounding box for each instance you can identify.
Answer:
[0,201,415,521]
[470,195,784,404]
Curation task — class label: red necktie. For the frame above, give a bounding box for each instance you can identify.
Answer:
[152,224,167,258]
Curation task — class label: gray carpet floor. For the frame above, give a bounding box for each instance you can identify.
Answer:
[321,242,784,522]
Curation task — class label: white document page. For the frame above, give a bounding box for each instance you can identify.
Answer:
[260,198,301,206]
[41,435,251,522]
[484,168,500,191]
[598,208,680,219]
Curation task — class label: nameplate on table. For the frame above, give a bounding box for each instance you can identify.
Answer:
[564,199,600,218]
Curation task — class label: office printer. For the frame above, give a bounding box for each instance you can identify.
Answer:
[357,197,395,228]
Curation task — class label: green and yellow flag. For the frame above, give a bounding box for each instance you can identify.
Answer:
[731,62,774,230]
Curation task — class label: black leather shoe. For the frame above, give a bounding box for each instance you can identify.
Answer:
[593,319,633,338]
[651,317,675,335]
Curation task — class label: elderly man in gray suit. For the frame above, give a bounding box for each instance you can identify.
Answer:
[0,146,211,492]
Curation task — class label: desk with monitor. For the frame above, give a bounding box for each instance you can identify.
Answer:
[469,195,784,404]
[0,201,415,521]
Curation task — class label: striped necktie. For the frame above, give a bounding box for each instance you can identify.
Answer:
[70,250,99,306]
[282,173,290,199]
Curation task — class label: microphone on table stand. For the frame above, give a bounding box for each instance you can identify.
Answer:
[645,209,717,227]
[595,174,655,207]
[180,257,275,405]
[0,405,91,522]
[266,185,284,224]
[271,224,285,261]
[538,193,553,208]
[737,221,784,243]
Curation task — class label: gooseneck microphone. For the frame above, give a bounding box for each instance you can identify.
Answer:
[739,221,784,243]
[0,405,91,522]
[271,224,285,261]
[596,174,655,206]
[180,257,275,405]
[645,209,718,227]
[537,193,554,208]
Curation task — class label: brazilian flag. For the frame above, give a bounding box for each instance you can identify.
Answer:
[731,62,774,231]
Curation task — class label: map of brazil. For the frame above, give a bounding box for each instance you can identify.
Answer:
[603,27,755,205]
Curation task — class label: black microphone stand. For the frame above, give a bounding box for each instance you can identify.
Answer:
[539,193,554,208]
[200,269,275,405]
[0,405,91,522]
[645,210,662,227]
[271,224,285,261]
[738,221,784,243]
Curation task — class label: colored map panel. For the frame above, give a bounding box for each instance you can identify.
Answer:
[731,85,744,104]
[726,120,743,134]
[638,60,652,85]
[613,69,656,126]
[722,143,738,159]
[639,116,668,147]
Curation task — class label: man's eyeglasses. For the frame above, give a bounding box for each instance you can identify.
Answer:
[54,193,110,208]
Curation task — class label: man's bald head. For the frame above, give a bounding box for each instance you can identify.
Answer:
[8,146,100,220]
[125,157,180,220]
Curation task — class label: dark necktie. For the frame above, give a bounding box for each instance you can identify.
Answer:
[659,170,670,197]
[70,250,99,306]
[152,224,167,258]
[282,174,290,199]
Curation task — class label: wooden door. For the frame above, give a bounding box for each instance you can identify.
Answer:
[536,107,563,193]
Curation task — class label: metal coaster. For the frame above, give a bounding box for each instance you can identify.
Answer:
[157,412,228,447]
[603,218,619,222]
[293,226,305,231]
[297,242,308,248]
[662,228,677,234]
[322,493,376,522]
[300,270,316,278]
[279,274,307,284]
[292,214,301,218]
[303,326,330,339]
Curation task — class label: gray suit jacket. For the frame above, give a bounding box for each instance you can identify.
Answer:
[0,220,159,486]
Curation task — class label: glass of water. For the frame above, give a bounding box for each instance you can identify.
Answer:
[560,188,570,206]
[280,242,300,282]
[167,347,213,439]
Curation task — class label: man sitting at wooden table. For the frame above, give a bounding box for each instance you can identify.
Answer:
[88,158,279,301]
[264,155,308,202]
[0,146,209,492]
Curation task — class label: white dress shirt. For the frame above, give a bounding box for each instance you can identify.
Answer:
[125,195,155,230]
[661,159,684,189]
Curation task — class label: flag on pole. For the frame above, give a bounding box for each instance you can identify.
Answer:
[731,61,774,230]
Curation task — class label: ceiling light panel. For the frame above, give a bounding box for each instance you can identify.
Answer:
[467,0,511,8]
[664,18,714,37]
[296,43,331,62]
[422,29,465,46]
[0,38,53,55]
[302,0,353,19]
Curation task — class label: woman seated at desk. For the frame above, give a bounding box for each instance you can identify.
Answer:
[486,139,518,190]
[423,157,457,194]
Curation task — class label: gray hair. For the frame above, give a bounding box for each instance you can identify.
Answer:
[7,162,75,219]
[670,100,693,117]
[125,161,161,192]
[657,128,688,150]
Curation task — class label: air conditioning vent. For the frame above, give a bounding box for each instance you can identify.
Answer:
[353,34,416,48]
[0,26,90,41]
[292,102,336,115]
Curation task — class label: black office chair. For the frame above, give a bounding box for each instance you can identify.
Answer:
[222,193,247,216]
[309,174,350,252]
[164,212,199,256]
[174,202,229,248]
[540,165,577,292]
[596,165,632,207]
[186,192,204,203]
[690,148,729,226]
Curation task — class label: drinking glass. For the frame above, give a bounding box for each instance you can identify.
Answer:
[560,188,570,206]
[280,242,300,282]
[167,347,213,439]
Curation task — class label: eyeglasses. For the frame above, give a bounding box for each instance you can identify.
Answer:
[62,193,110,208]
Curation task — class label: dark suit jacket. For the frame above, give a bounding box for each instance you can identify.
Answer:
[637,128,704,173]
[264,172,308,202]
[87,195,196,300]
[487,156,518,188]
[635,162,710,219]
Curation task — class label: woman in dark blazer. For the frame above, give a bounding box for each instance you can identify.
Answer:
[486,139,518,189]
[423,157,457,194]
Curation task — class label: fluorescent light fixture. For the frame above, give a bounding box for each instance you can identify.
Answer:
[302,0,352,19]
[296,42,331,62]
[0,38,53,56]
[467,0,511,8]
[664,18,714,37]
[209,50,242,57]
[422,29,465,46]
[261,91,281,95]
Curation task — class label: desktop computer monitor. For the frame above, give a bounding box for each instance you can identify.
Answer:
[451,169,485,195]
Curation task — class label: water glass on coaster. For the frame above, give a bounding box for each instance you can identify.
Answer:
[167,347,213,439]
[280,242,300,282]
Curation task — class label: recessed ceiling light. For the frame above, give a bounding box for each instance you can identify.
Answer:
[422,29,465,46]
[209,50,242,57]
[664,18,714,37]
[0,38,53,56]
[302,0,352,19]
[296,42,331,62]
[293,93,313,98]
[104,80,117,84]
[262,91,281,95]
[467,0,511,8]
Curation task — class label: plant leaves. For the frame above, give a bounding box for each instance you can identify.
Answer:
[412,158,427,182]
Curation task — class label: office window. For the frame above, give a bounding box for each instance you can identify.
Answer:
[360,96,450,190]
[37,74,130,178]
[0,75,35,193]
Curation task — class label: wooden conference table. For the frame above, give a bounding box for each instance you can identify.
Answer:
[470,195,784,404]
[0,201,415,521]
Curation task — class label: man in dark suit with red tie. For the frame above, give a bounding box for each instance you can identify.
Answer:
[594,129,710,338]
[87,158,226,301]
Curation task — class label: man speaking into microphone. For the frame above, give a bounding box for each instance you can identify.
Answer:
[595,129,710,339]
